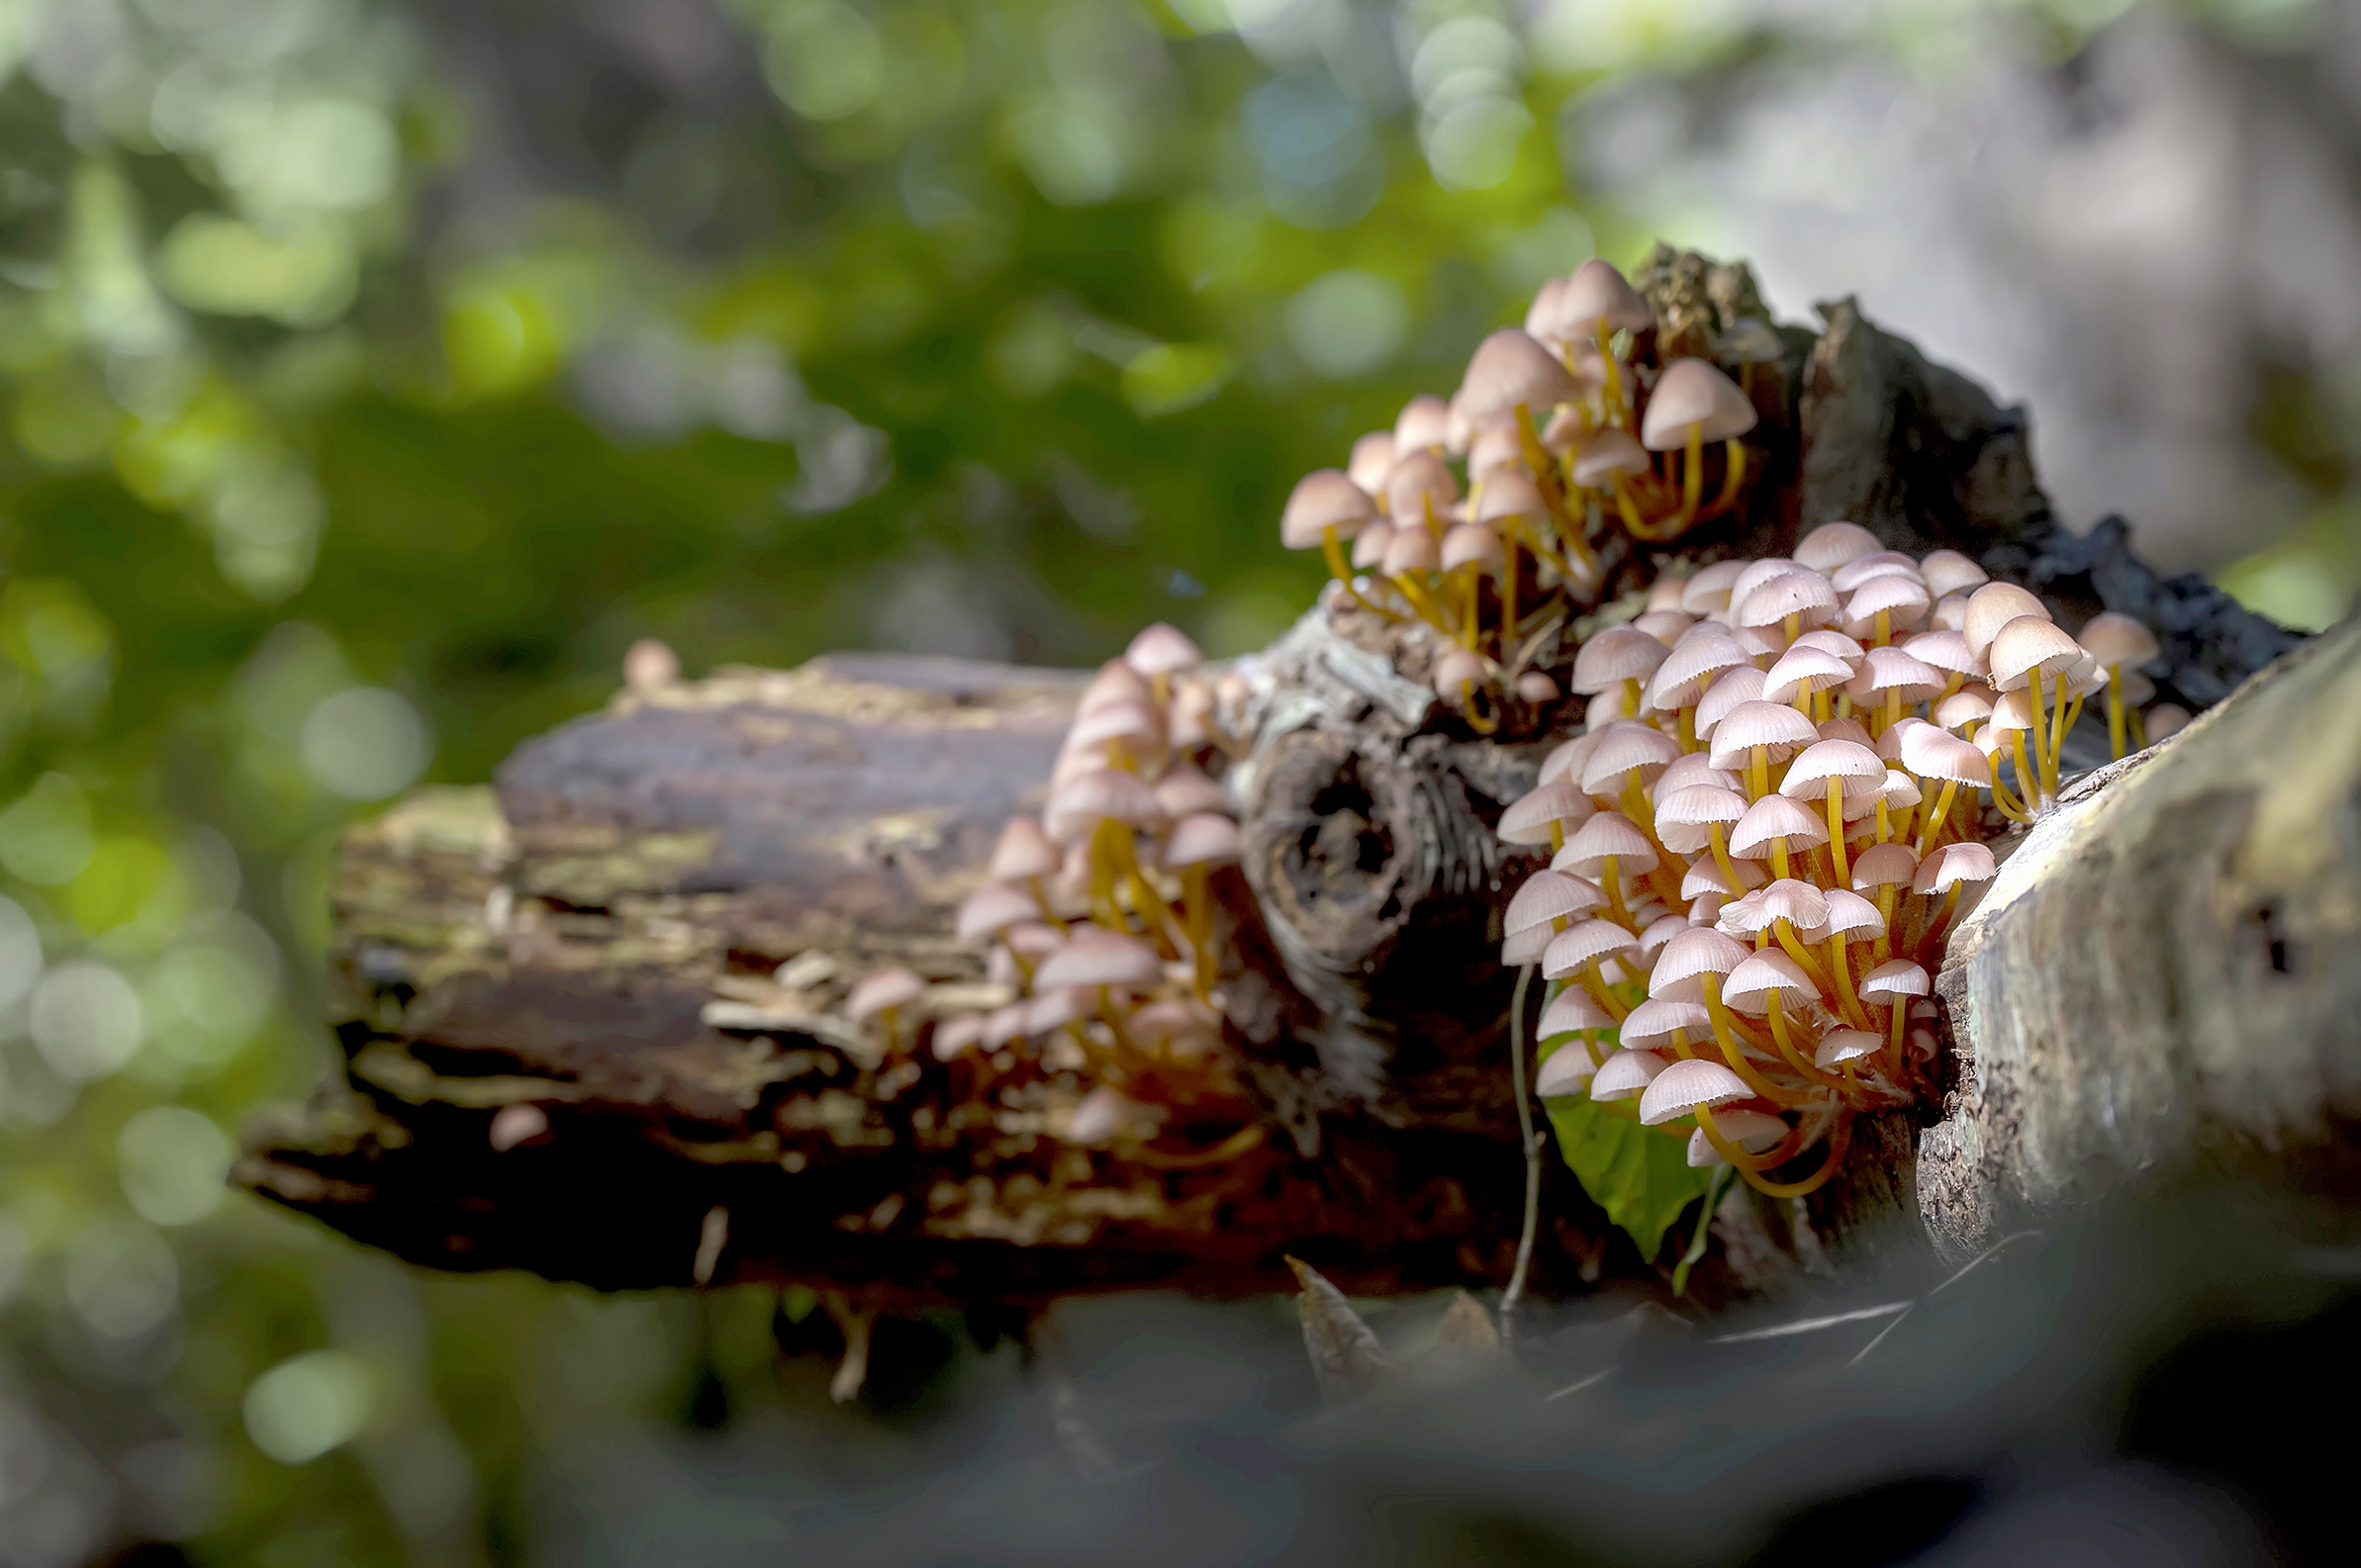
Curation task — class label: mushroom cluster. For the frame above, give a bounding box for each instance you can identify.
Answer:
[1278,258,1764,731]
[1499,524,2170,1199]
[844,624,1265,1168]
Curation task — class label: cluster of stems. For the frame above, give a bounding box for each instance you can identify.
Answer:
[1500,532,2166,1209]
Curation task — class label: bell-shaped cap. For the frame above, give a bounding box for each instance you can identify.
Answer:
[1919,549,1988,599]
[1542,917,1642,979]
[1440,522,1506,575]
[1535,1043,1598,1097]
[1579,723,1680,792]
[1540,984,1613,1039]
[1736,570,1840,630]
[1384,451,1459,524]
[1505,868,1606,933]
[1589,1047,1667,1103]
[1620,997,1713,1053]
[1498,782,1595,846]
[1815,1029,1883,1067]
[1694,666,1770,739]
[1641,358,1758,449]
[1680,558,1751,616]
[1034,929,1164,991]
[1637,1056,1751,1125]
[1347,430,1396,492]
[1164,812,1241,869]
[847,967,925,1022]
[1280,469,1378,549]
[1849,841,1921,890]
[1962,582,2050,658]
[1989,615,2087,692]
[1570,427,1650,487]
[1473,466,1546,526]
[1914,841,1998,894]
[1859,958,1932,998]
[1794,521,1883,574]
[1458,328,1585,421]
[1729,794,1830,858]
[992,815,1062,881]
[1395,394,1453,454]
[1555,810,1658,876]
[956,883,1041,943]
[1706,699,1819,770]
[1549,258,1653,336]
[1571,625,1671,694]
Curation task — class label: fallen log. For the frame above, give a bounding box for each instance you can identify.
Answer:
[237,251,2314,1305]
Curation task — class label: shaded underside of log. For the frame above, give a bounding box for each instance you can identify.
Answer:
[241,249,2309,1307]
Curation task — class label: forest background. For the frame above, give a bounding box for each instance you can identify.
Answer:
[0,0,2351,1562]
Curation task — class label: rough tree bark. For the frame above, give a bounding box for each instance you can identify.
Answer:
[239,249,2315,1305]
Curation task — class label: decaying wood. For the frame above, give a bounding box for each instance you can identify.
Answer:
[238,249,2313,1306]
[1923,614,2361,1261]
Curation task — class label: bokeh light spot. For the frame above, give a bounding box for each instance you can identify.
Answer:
[299,688,431,800]
[30,962,145,1081]
[1285,270,1409,379]
[243,1350,378,1466]
[119,1106,235,1227]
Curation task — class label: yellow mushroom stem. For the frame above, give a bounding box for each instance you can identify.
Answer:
[1180,865,1213,998]
[2129,704,2148,751]
[1608,471,1651,539]
[1390,571,1454,638]
[1872,607,1891,649]
[1319,525,1401,621]
[1700,974,1811,1107]
[2105,665,2127,761]
[1873,885,1897,965]
[1457,680,1498,736]
[1706,821,1743,898]
[1086,818,1125,926]
[1762,992,1843,1087]
[1914,778,1962,855]
[1677,705,1699,753]
[1460,567,1481,651]
[1873,797,1893,845]
[1108,830,1184,960]
[879,1006,901,1059]
[2028,665,2053,797]
[1026,875,1070,935]
[1826,778,1851,886]
[1575,958,1629,1023]
[1886,994,1910,1060]
[1662,421,1705,536]
[1501,531,1519,653]
[1769,918,1836,995]
[1828,933,1861,1021]
[1769,836,1792,879]
[1702,437,1747,519]
[1663,1025,1696,1061]
[1884,686,1903,734]
[1593,320,1627,425]
[1989,773,2031,824]
[1599,856,1630,928]
[1692,1107,1805,1172]
[2011,729,2039,812]
[1129,1122,1265,1169]
[1701,1106,1851,1197]
[1747,745,1771,803]
[1916,885,1965,966]
[2050,689,2087,795]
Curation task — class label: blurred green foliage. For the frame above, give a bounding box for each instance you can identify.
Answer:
[0,0,2329,1561]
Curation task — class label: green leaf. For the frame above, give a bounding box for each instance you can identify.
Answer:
[1542,1047,1718,1262]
